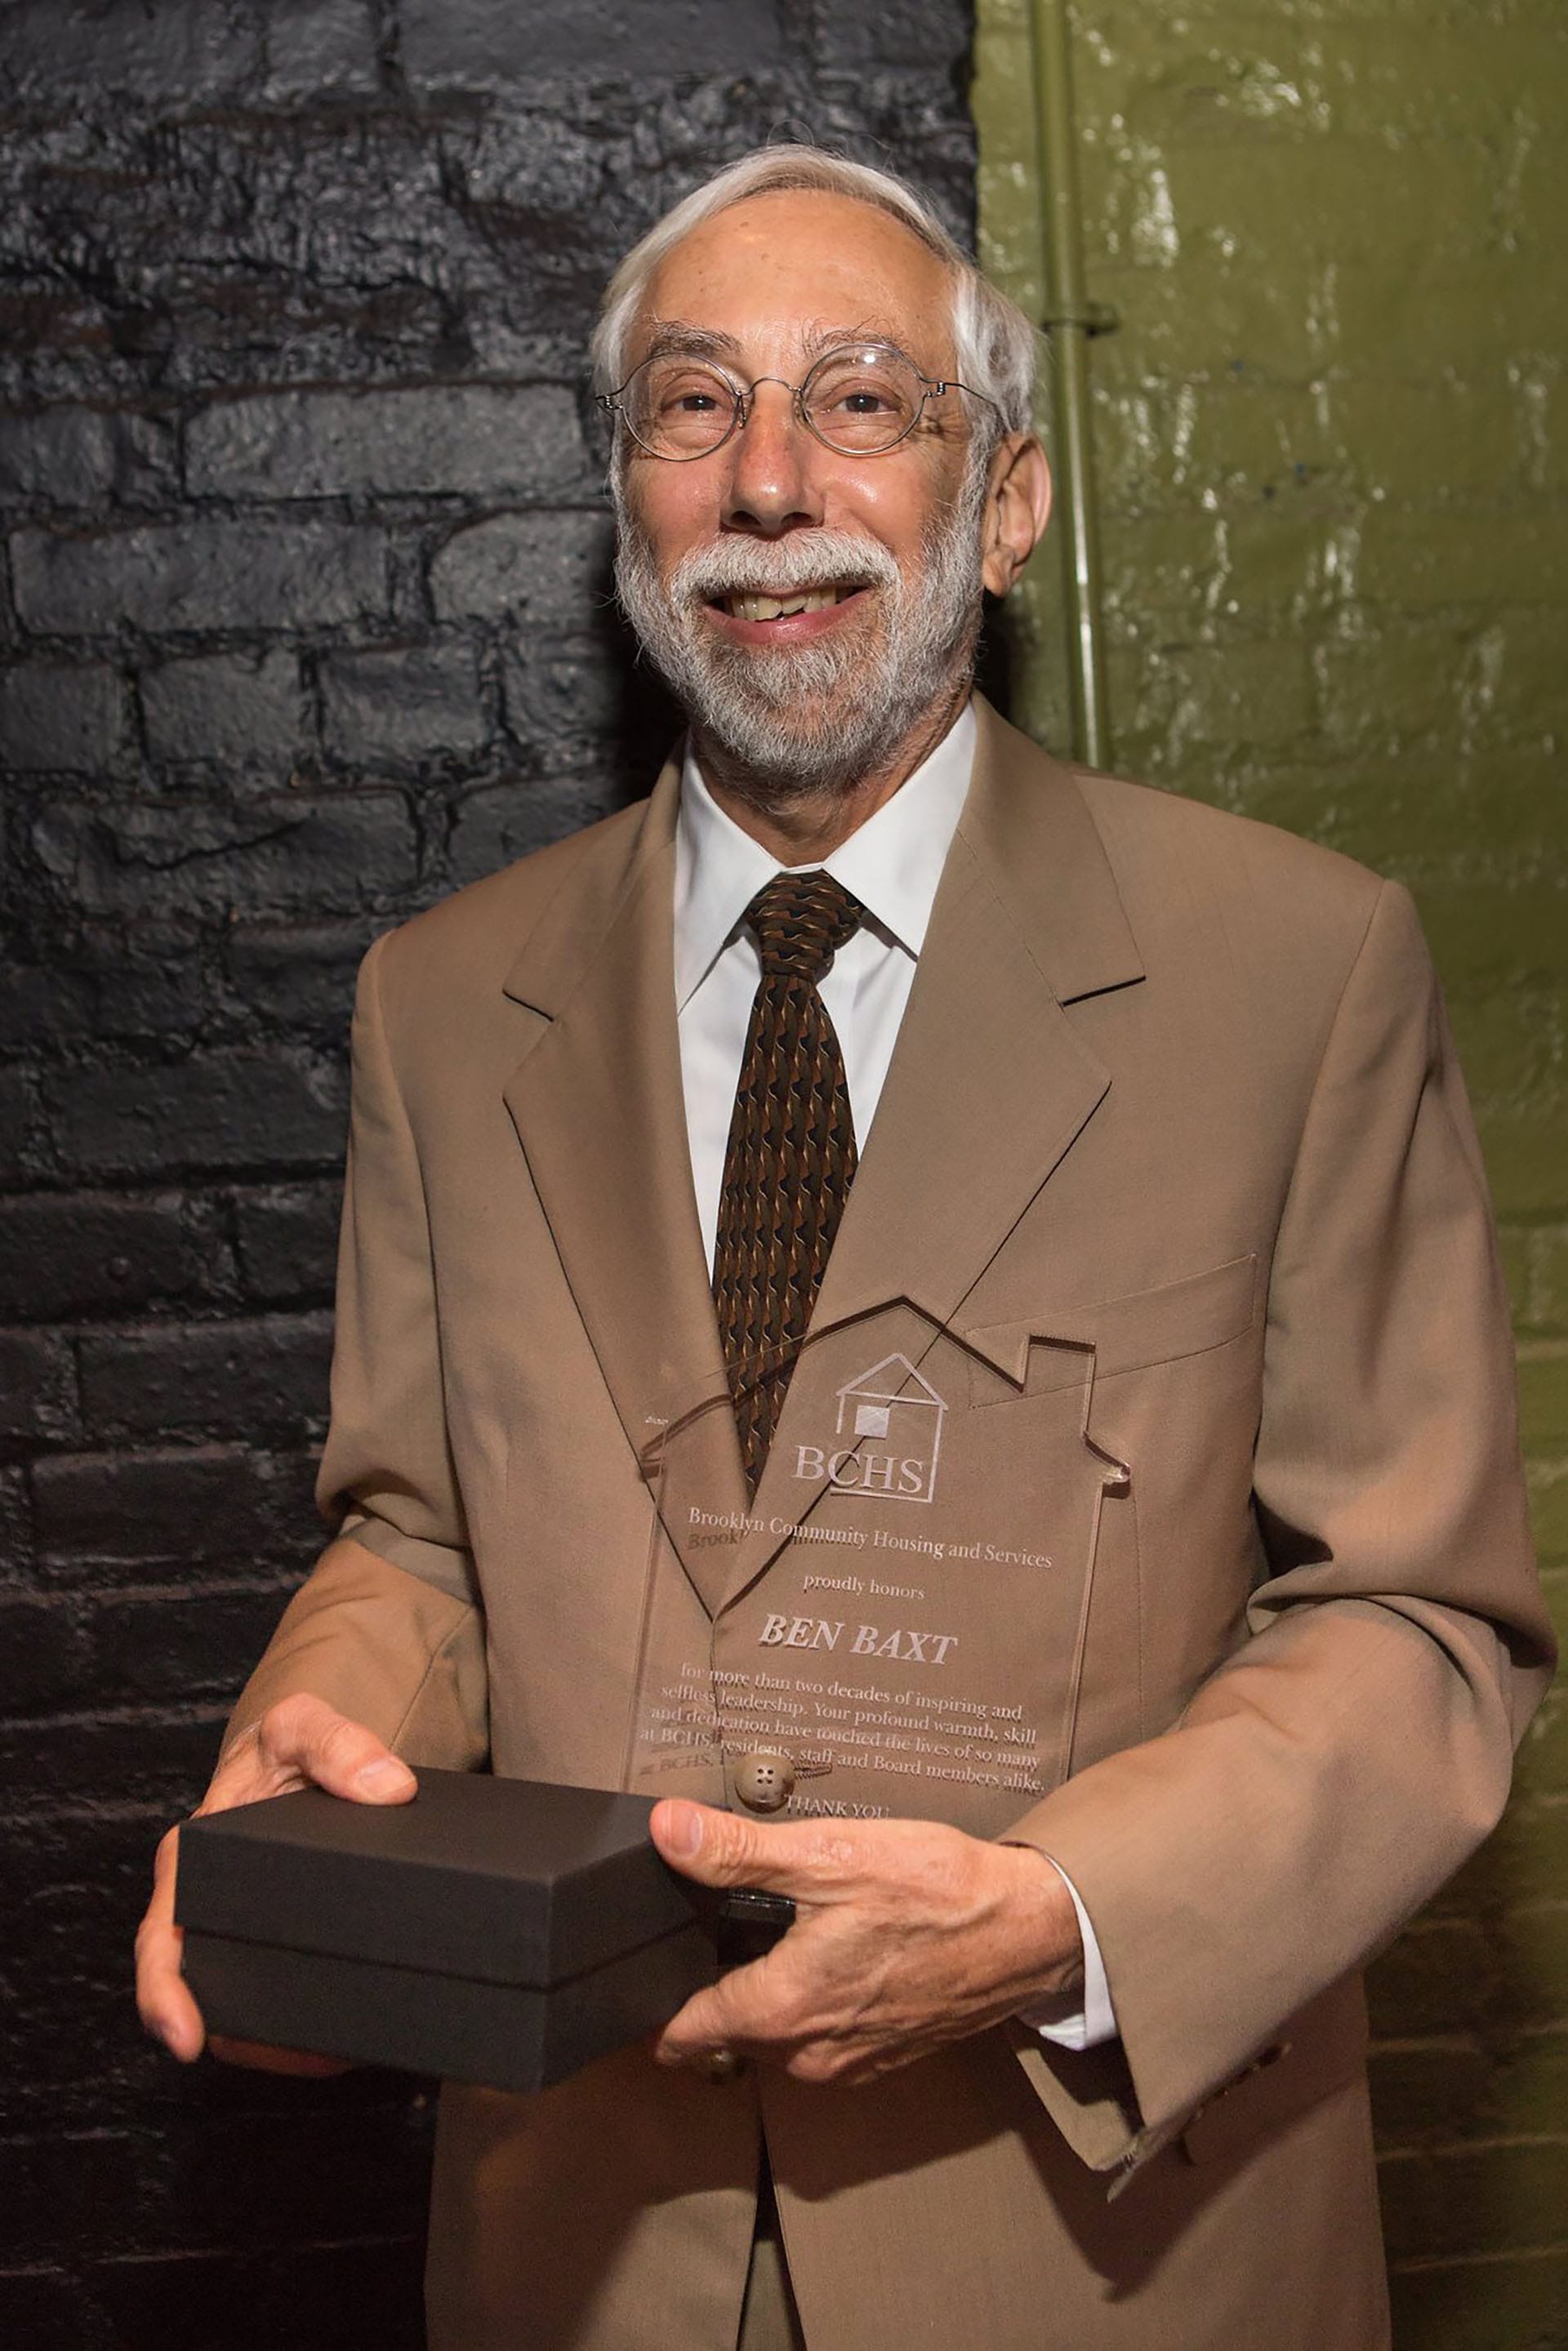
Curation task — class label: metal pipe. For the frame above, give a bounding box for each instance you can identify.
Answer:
[1028,0,1113,768]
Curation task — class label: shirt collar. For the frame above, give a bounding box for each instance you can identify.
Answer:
[673,699,977,1010]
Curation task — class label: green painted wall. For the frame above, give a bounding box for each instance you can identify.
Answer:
[972,2,1566,2338]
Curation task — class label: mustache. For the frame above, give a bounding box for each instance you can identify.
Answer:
[666,530,902,607]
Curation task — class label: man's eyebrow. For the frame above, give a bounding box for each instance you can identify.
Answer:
[636,321,742,364]
[634,318,921,368]
[800,318,912,358]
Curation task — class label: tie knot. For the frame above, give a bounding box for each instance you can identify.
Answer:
[746,870,864,986]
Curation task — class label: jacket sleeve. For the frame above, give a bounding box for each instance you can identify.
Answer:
[1005,879,1555,2171]
[222,931,488,1773]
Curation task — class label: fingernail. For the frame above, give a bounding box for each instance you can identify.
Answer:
[667,1802,703,1857]
[356,1757,414,1796]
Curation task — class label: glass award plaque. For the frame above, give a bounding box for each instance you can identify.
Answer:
[622,1302,1132,1839]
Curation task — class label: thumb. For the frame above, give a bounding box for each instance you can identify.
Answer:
[255,1695,416,1806]
[649,1800,800,1893]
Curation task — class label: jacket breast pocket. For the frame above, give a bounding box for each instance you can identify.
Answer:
[962,1253,1259,1407]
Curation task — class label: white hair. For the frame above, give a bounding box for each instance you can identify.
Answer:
[590,144,1038,443]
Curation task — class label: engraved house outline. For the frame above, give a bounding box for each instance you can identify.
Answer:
[833,1354,947,1505]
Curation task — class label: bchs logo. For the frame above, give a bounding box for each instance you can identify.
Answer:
[794,1352,947,1506]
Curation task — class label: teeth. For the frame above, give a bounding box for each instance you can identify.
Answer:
[726,585,847,621]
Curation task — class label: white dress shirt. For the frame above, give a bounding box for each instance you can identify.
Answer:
[671,701,1116,2051]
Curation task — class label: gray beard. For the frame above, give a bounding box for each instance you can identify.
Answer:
[612,465,988,803]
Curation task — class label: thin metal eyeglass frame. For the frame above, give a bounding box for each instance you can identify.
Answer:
[596,344,1000,461]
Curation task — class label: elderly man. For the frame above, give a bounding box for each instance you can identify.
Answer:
[137,147,1552,2350]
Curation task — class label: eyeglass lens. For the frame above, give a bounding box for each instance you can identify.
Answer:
[624,345,929,457]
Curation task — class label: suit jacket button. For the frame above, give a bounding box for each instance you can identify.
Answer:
[733,1752,795,1813]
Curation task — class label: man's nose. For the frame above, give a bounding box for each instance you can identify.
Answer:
[719,381,824,537]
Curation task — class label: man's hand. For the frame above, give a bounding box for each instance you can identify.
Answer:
[648,1800,1084,2086]
[135,1693,416,2073]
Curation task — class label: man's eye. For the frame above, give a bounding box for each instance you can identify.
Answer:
[811,365,912,420]
[653,377,727,416]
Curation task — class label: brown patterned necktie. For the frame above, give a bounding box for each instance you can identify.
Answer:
[712,870,865,1493]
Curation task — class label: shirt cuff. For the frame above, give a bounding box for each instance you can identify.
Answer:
[1016,1857,1118,2050]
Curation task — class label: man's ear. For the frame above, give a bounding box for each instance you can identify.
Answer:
[980,434,1052,599]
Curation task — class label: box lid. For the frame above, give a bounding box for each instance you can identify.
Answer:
[176,1770,706,1989]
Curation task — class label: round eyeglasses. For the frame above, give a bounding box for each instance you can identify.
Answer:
[599,341,997,461]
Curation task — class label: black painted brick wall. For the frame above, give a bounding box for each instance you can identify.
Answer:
[0,4,976,2342]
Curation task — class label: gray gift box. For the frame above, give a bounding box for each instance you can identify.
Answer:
[174,1769,717,2091]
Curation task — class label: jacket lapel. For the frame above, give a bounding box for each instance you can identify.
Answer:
[724,700,1146,1603]
[500,757,747,1617]
[501,704,1146,1619]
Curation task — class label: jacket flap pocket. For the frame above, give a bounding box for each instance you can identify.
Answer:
[1180,1974,1370,2168]
[963,1253,1258,1396]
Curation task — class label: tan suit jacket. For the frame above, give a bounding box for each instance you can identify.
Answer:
[228,699,1552,2350]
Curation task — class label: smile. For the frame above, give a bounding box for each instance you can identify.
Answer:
[711,584,867,623]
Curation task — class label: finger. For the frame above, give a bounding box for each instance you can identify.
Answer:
[208,2036,354,2077]
[255,1694,417,1806]
[653,1963,775,2067]
[649,1801,845,1895]
[135,1826,206,2063]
